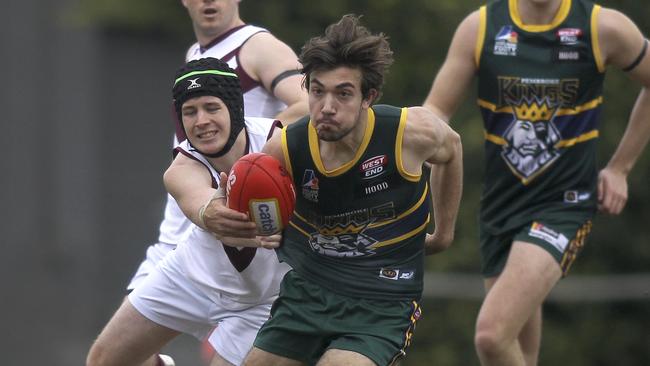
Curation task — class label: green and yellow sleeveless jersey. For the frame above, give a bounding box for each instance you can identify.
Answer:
[278,105,429,300]
[476,0,602,234]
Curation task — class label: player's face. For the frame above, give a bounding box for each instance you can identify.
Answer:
[511,120,542,155]
[307,66,374,142]
[182,0,241,38]
[181,95,231,154]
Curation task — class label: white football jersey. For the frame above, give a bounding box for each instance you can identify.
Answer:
[186,25,287,118]
[170,117,290,304]
[157,25,286,247]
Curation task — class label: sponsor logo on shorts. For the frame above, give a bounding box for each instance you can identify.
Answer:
[379,268,399,280]
[379,268,415,281]
[564,190,591,203]
[529,221,569,252]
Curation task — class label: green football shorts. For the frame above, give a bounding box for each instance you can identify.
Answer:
[253,270,422,366]
[480,218,592,278]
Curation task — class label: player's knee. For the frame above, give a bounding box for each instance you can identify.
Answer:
[86,341,108,366]
[474,321,510,358]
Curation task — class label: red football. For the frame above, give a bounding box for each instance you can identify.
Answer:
[226,153,296,235]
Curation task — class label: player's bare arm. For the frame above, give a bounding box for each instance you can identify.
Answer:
[240,32,308,124]
[597,8,650,214]
[423,10,480,121]
[403,107,463,255]
[261,128,285,168]
[164,153,256,238]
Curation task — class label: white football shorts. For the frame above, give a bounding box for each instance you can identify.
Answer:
[128,251,274,365]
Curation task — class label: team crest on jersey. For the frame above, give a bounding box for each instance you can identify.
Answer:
[494,25,518,56]
[308,222,378,257]
[502,98,562,184]
[307,204,396,257]
[301,169,319,202]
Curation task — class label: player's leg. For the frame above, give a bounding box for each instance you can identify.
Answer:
[209,351,234,366]
[474,241,561,366]
[518,306,541,366]
[317,349,376,366]
[86,298,180,366]
[207,301,274,366]
[482,275,542,366]
[244,347,306,366]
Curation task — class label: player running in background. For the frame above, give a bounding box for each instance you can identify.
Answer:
[423,0,650,364]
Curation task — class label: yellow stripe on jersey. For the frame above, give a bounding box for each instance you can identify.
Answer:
[591,5,605,73]
[555,130,599,147]
[476,6,487,67]
[395,107,420,182]
[290,183,430,232]
[288,219,312,237]
[486,130,599,148]
[281,126,293,178]
[477,96,603,116]
[485,131,507,145]
[368,184,429,228]
[510,0,571,33]
[370,217,430,249]
[308,108,375,177]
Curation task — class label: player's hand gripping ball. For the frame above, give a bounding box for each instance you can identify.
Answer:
[226,153,296,235]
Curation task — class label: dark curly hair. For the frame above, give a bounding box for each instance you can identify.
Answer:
[299,14,394,102]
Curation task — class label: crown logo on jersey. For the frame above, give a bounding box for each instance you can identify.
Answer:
[512,98,557,122]
[319,223,367,237]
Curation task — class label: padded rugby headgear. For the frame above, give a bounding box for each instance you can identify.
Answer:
[173,57,245,158]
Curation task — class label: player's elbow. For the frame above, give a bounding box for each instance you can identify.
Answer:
[445,130,463,162]
[162,167,178,199]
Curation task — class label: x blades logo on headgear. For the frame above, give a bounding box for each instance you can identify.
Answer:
[187,78,202,90]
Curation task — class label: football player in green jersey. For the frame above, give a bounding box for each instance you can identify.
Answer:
[244,14,463,366]
[423,0,650,365]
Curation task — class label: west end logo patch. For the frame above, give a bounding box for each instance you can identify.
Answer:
[360,155,388,180]
[557,28,582,45]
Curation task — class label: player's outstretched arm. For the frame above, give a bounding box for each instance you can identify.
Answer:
[403,107,463,255]
[597,8,650,214]
[164,154,257,239]
[423,9,480,121]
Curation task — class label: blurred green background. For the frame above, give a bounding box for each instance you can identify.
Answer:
[9,0,646,365]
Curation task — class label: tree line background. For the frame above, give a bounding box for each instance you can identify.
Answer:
[70,1,650,365]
